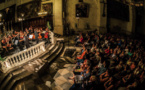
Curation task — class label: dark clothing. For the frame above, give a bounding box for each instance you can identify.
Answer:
[24,36,30,48]
[34,31,39,44]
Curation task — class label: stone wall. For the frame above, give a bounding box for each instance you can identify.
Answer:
[109,0,135,35]
[65,0,102,32]
[0,0,33,10]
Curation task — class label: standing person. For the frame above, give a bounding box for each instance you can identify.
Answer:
[34,29,39,44]
[24,32,30,49]
[17,32,24,51]
[44,28,49,43]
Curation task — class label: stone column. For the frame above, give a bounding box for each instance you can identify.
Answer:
[99,0,107,34]
[53,0,64,35]
[143,0,145,35]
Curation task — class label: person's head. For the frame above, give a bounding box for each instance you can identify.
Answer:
[103,61,106,66]
[90,75,96,82]
[125,46,128,49]
[119,61,123,65]
[110,49,113,53]
[109,77,113,81]
[132,62,135,65]
[24,32,27,36]
[124,65,129,70]
[136,66,140,70]
[108,46,110,49]
[92,43,95,47]
[96,51,100,56]
[116,57,119,61]
[106,69,111,75]
[116,45,119,49]
[140,59,143,62]
[113,50,116,54]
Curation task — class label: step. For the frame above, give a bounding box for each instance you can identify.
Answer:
[45,42,61,60]
[37,43,64,76]
[6,72,32,90]
[39,42,58,59]
[41,42,60,60]
[0,69,27,89]
[0,67,23,86]
[37,59,44,64]
[48,43,64,63]
[46,43,52,50]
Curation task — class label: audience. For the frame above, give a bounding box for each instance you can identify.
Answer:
[70,31,145,90]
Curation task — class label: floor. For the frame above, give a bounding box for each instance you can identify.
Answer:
[52,64,75,90]
[21,47,79,90]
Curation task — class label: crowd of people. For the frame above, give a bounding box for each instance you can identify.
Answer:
[1,26,51,57]
[69,30,145,90]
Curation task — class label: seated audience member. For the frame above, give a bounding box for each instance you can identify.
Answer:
[115,61,123,72]
[76,49,87,63]
[128,50,133,57]
[125,46,129,55]
[105,46,110,55]
[104,77,115,90]
[126,79,138,90]
[99,69,111,83]
[130,62,136,71]
[75,35,84,46]
[87,75,97,89]
[122,73,133,86]
[81,67,91,81]
[97,61,107,75]
[127,57,132,66]
[111,51,117,60]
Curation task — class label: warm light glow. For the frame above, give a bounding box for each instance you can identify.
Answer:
[38,11,48,16]
[18,18,22,21]
[18,18,25,21]
[0,22,3,25]
[135,4,140,7]
[140,3,144,6]
[130,3,134,6]
[21,13,24,17]
[0,14,2,17]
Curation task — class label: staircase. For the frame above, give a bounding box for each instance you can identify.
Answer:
[0,37,64,90]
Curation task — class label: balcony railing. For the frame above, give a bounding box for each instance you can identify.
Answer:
[0,41,46,73]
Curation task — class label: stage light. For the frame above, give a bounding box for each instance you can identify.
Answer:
[18,18,22,21]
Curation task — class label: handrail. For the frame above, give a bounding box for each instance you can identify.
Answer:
[0,41,46,73]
